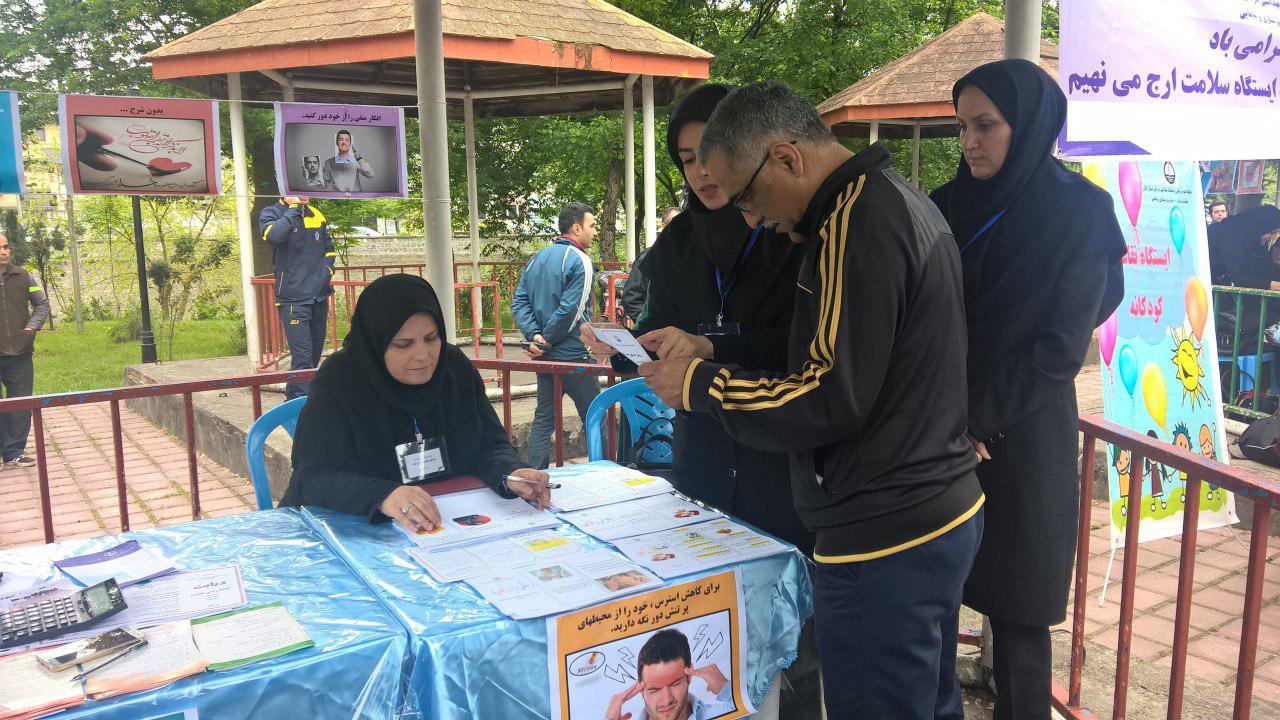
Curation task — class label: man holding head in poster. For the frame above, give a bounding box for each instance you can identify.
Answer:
[323,129,375,193]
[605,629,733,720]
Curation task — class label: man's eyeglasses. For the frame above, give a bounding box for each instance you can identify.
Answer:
[727,141,794,214]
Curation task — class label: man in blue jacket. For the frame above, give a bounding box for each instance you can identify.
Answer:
[511,202,601,469]
[258,196,336,399]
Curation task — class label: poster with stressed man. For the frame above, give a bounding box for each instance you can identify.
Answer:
[58,94,222,196]
[548,571,754,720]
[273,102,407,199]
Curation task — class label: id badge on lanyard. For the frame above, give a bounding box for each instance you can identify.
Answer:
[396,418,450,484]
[699,226,762,337]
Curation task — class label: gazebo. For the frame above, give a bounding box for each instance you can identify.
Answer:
[816,11,1058,184]
[146,0,712,358]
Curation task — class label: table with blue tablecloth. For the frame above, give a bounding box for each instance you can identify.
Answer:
[0,509,410,720]
[302,506,814,720]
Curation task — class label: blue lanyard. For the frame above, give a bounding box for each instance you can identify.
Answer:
[958,210,1006,254]
[714,226,764,324]
[411,417,424,442]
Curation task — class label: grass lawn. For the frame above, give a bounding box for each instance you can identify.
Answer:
[31,319,245,395]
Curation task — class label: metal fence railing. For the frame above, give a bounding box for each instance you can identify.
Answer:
[1213,285,1280,419]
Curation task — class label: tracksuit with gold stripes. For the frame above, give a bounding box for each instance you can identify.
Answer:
[680,144,985,719]
[259,200,336,399]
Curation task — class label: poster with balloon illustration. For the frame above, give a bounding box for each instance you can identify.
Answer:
[1090,159,1238,546]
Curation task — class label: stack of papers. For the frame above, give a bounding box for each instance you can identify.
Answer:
[611,519,790,579]
[0,652,84,719]
[408,529,586,583]
[190,603,314,671]
[545,462,673,511]
[84,620,208,700]
[53,541,176,588]
[395,488,560,550]
[464,549,661,620]
[558,494,724,542]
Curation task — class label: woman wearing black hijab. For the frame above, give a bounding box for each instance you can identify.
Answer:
[280,274,550,531]
[930,59,1126,719]
[581,84,812,556]
[1207,205,1280,351]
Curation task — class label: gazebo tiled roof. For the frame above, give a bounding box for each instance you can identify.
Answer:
[817,12,1059,139]
[146,0,712,117]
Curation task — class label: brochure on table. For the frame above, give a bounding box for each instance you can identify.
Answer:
[396,487,560,550]
[465,549,661,620]
[54,540,177,587]
[546,462,674,512]
[0,650,85,720]
[408,529,587,583]
[190,602,314,671]
[84,620,207,699]
[558,494,724,542]
[611,519,790,580]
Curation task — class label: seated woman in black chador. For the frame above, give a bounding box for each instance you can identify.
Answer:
[280,273,549,532]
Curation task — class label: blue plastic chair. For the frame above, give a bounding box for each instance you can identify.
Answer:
[583,378,675,464]
[244,396,307,510]
[1219,351,1279,394]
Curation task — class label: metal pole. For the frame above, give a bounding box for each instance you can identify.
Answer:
[1004,0,1044,63]
[415,0,457,339]
[869,119,879,144]
[130,196,157,363]
[641,75,657,248]
[623,76,637,263]
[911,122,922,187]
[227,72,262,364]
[464,89,484,336]
[65,194,84,331]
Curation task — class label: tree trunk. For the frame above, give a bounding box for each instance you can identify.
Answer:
[597,157,624,263]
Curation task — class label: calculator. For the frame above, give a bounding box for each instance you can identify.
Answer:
[0,579,127,648]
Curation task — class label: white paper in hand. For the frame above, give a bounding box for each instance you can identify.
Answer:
[589,326,652,367]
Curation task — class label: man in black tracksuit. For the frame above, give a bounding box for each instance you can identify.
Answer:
[259,197,336,399]
[640,82,984,719]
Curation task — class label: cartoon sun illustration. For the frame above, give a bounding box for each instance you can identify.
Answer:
[1171,328,1208,409]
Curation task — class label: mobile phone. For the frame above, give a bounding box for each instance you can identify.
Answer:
[35,627,146,672]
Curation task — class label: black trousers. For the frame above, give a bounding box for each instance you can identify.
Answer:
[279,299,328,400]
[0,352,33,461]
[990,620,1051,720]
[813,509,983,719]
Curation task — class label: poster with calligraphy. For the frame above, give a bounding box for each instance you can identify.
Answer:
[1092,160,1238,545]
[548,571,755,720]
[57,95,222,196]
[274,102,407,199]
[1060,0,1280,159]
[0,92,24,195]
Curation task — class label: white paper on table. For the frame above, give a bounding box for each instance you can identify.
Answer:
[0,578,71,613]
[190,602,313,671]
[611,518,790,579]
[558,493,723,541]
[85,620,208,699]
[545,462,673,512]
[408,529,585,583]
[587,326,652,367]
[395,488,560,550]
[465,549,660,620]
[0,651,85,718]
[0,566,246,655]
[53,540,176,588]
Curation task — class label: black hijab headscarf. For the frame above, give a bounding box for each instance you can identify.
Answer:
[343,273,447,416]
[942,58,1068,244]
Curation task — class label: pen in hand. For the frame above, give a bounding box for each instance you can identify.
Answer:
[72,640,148,681]
[504,475,561,490]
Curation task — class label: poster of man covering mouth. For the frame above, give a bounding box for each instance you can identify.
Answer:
[274,102,408,199]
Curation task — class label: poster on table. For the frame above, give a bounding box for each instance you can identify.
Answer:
[1059,0,1280,159]
[1092,159,1238,545]
[273,102,408,199]
[57,94,222,196]
[548,570,755,720]
[0,91,24,195]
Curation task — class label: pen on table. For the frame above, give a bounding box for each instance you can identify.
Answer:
[505,475,561,490]
[72,640,148,681]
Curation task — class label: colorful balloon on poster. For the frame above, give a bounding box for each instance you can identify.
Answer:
[1185,277,1208,341]
[1118,162,1143,229]
[1170,206,1186,254]
[1098,313,1118,367]
[1118,345,1139,396]
[1083,162,1107,190]
[1141,363,1167,429]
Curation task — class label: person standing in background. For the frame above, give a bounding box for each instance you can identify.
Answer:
[0,232,49,468]
[511,203,602,469]
[1208,200,1230,224]
[259,196,336,400]
[931,59,1126,720]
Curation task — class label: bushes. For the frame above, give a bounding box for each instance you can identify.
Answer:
[106,307,142,343]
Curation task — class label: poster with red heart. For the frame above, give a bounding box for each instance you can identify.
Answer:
[58,94,223,196]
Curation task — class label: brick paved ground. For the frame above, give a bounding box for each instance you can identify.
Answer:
[0,403,255,549]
